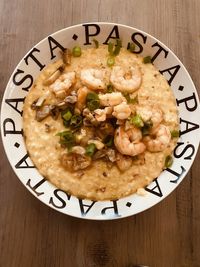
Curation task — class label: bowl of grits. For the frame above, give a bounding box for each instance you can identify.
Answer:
[1,22,200,220]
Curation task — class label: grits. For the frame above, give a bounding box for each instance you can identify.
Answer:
[23,45,179,200]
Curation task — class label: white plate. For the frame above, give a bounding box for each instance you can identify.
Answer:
[1,22,200,220]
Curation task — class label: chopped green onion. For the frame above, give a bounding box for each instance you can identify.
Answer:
[85,143,96,156]
[108,42,114,55]
[86,92,100,111]
[70,114,83,128]
[108,39,122,56]
[86,92,99,101]
[123,93,138,104]
[143,56,152,64]
[171,130,180,138]
[130,95,138,104]
[129,114,144,128]
[104,135,114,147]
[142,120,153,136]
[56,130,75,148]
[107,57,115,67]
[107,84,114,93]
[165,155,173,168]
[72,46,82,57]
[62,110,72,121]
[92,38,99,48]
[113,39,122,56]
[127,42,135,52]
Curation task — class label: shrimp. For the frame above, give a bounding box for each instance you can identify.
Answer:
[116,153,133,172]
[99,92,126,106]
[136,105,163,129]
[110,65,142,93]
[80,68,106,90]
[112,102,131,120]
[50,72,76,98]
[75,86,90,111]
[114,126,146,156]
[94,107,113,122]
[145,124,171,152]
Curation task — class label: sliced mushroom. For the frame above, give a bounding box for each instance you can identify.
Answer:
[96,122,114,139]
[88,139,104,150]
[71,146,86,155]
[35,105,51,121]
[49,105,59,120]
[93,149,107,160]
[93,148,116,162]
[61,153,91,171]
[61,49,71,65]
[64,95,77,104]
[43,69,61,86]
[106,148,117,162]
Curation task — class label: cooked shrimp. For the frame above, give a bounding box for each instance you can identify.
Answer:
[112,102,131,120]
[94,107,112,121]
[110,65,142,93]
[136,105,163,129]
[114,126,146,156]
[50,72,76,98]
[116,153,133,172]
[99,92,126,106]
[76,86,90,111]
[145,124,171,152]
[80,68,105,90]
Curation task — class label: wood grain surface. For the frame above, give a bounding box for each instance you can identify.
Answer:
[0,0,200,266]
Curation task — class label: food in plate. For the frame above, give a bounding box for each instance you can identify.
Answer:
[23,40,179,200]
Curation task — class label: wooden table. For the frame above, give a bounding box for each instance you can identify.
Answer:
[0,1,200,266]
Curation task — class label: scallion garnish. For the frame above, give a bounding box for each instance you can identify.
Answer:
[107,57,115,67]
[143,56,152,64]
[127,42,135,53]
[165,155,173,168]
[56,130,75,148]
[104,135,114,147]
[171,130,180,138]
[129,114,144,128]
[86,92,100,111]
[85,143,96,157]
[92,38,99,48]
[72,46,82,57]
[62,110,72,121]
[107,84,114,93]
[141,120,153,136]
[70,114,83,128]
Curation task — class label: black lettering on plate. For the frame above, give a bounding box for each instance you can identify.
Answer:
[145,178,163,197]
[83,23,101,45]
[24,47,45,71]
[131,32,147,54]
[180,118,199,136]
[5,98,25,116]
[151,42,168,63]
[101,200,119,216]
[166,166,186,184]
[12,69,33,91]
[160,65,180,85]
[3,118,23,136]
[103,25,120,44]
[174,142,195,160]
[48,36,65,60]
[79,199,96,216]
[26,178,46,197]
[49,189,71,209]
[15,153,35,169]
[176,93,198,112]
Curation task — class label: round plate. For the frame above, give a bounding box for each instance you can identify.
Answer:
[1,22,200,220]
